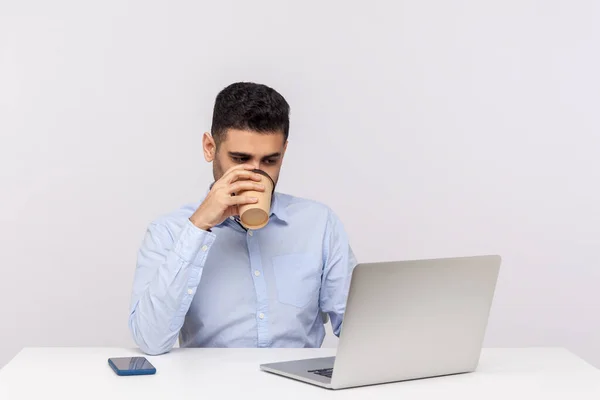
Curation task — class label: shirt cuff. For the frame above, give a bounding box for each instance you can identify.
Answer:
[173,219,216,266]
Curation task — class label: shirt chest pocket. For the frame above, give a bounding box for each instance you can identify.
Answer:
[271,253,322,308]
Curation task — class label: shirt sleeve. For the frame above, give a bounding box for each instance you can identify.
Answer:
[128,219,216,355]
[319,209,357,337]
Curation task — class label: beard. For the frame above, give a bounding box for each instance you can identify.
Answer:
[212,155,225,182]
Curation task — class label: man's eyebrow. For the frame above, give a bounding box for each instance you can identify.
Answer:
[228,152,282,159]
[262,152,281,159]
[228,152,251,158]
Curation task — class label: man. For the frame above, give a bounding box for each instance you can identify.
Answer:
[128,82,357,355]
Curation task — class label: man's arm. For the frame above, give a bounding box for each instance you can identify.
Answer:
[128,220,215,355]
[319,209,357,336]
[128,164,265,355]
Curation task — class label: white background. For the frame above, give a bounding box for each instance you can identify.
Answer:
[1,0,599,369]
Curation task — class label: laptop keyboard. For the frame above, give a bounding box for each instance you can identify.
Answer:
[308,368,333,378]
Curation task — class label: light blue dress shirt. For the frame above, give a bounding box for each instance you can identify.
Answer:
[128,190,357,355]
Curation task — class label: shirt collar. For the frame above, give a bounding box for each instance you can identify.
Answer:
[204,183,288,225]
[269,191,288,223]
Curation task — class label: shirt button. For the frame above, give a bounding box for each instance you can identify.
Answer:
[254,270,260,277]
[248,231,253,236]
[258,313,265,319]
[201,245,208,252]
[187,289,193,295]
[229,216,235,221]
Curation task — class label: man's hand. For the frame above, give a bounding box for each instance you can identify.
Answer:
[189,164,265,231]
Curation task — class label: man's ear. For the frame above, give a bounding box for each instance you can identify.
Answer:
[203,132,216,162]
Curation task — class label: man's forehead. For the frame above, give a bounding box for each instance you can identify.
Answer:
[220,131,285,153]
[221,128,285,142]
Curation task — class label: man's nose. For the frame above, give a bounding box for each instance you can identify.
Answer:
[249,161,261,170]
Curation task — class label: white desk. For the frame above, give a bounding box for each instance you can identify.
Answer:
[1,347,599,399]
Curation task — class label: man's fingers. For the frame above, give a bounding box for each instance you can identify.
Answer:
[228,181,265,194]
[227,170,263,184]
[226,195,259,206]
[221,164,256,181]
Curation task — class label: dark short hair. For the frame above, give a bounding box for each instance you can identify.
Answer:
[210,82,290,146]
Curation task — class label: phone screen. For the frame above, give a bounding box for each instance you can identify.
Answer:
[110,357,154,371]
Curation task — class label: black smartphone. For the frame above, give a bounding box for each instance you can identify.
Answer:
[108,357,156,376]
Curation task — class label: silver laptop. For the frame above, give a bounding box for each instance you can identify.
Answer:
[260,255,501,390]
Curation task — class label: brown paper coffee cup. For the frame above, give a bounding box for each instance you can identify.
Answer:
[238,169,274,230]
